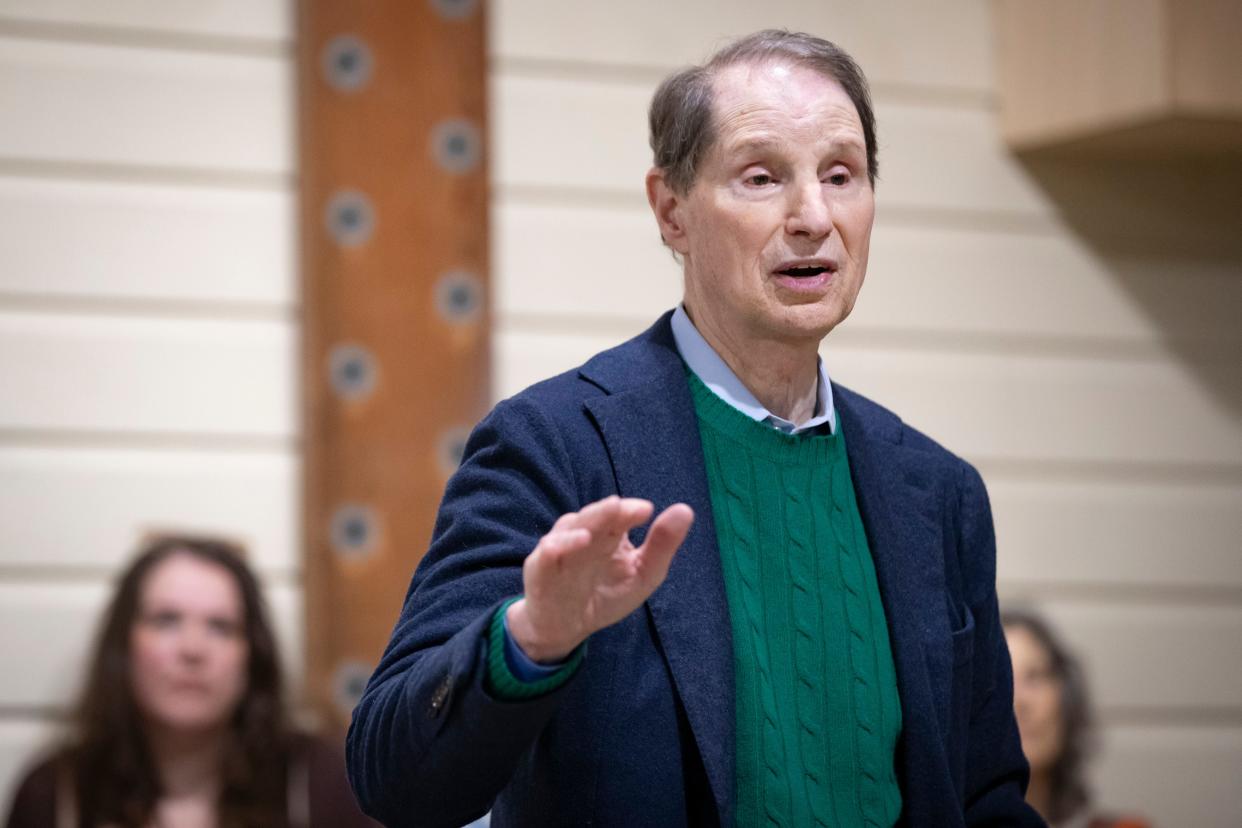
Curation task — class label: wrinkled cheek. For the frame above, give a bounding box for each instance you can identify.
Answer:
[853,227,873,280]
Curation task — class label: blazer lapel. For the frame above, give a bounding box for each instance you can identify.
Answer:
[582,323,735,827]
[836,390,954,805]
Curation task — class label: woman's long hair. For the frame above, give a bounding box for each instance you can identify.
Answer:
[65,535,293,827]
[1002,608,1095,824]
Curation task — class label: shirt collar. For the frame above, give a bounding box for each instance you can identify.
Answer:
[670,304,836,435]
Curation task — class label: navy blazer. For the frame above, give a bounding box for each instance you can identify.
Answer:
[347,312,1043,828]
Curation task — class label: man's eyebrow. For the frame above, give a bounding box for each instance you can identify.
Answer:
[726,137,778,156]
[829,136,867,154]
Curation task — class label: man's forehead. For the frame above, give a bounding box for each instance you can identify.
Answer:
[710,62,855,115]
[707,61,865,148]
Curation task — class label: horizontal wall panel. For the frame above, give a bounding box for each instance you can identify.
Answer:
[1094,724,1242,828]
[494,328,1242,469]
[493,0,993,93]
[494,74,1049,216]
[0,718,61,820]
[0,311,295,437]
[0,581,301,709]
[859,226,1242,348]
[493,200,682,322]
[992,477,1242,590]
[0,0,291,42]
[495,199,1242,345]
[0,175,293,306]
[0,446,298,573]
[819,347,1242,471]
[1006,602,1242,714]
[0,36,291,173]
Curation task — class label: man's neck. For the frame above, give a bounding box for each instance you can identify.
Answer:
[684,303,820,426]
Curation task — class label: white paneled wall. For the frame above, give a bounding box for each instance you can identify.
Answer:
[489,3,1242,827]
[0,177,293,305]
[0,0,296,816]
[1,2,1239,826]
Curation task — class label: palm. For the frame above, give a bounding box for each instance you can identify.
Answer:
[509,496,694,662]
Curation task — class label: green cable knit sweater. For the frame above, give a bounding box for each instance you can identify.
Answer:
[689,372,903,828]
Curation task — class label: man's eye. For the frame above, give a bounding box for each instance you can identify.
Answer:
[825,172,849,186]
[746,173,773,186]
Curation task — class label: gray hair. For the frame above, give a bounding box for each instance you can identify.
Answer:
[648,29,879,194]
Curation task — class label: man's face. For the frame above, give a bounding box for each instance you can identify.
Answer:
[661,61,875,350]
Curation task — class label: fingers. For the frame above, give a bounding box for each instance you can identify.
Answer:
[537,497,684,571]
[570,495,655,538]
[533,525,591,562]
[536,499,621,559]
[635,503,694,586]
[646,503,694,546]
[531,497,631,572]
[550,512,578,532]
[542,526,591,551]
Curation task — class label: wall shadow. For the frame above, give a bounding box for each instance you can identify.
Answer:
[1016,149,1242,421]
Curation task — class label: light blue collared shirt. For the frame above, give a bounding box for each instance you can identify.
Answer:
[670,304,836,435]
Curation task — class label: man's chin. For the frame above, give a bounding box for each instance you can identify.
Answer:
[772,302,850,341]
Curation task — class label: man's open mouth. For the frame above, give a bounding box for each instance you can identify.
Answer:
[774,260,838,278]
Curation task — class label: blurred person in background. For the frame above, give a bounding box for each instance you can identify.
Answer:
[1003,609,1149,828]
[3,535,374,828]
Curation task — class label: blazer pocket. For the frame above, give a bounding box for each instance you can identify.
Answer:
[945,604,976,781]
[950,603,975,667]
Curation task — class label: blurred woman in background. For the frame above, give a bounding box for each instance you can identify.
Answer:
[4,535,373,828]
[1003,608,1149,828]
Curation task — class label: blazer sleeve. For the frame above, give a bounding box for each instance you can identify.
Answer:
[957,463,1047,828]
[345,395,589,828]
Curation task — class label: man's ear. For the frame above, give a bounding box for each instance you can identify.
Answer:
[646,167,691,255]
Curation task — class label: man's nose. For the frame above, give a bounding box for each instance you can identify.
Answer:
[785,180,832,239]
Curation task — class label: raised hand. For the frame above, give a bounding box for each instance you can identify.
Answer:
[505,496,694,663]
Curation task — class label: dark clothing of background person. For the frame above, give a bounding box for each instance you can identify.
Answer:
[346,314,1043,828]
[4,732,375,828]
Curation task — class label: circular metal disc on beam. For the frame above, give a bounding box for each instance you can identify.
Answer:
[324,190,376,247]
[322,34,374,92]
[434,269,484,324]
[328,343,379,401]
[431,119,482,174]
[437,425,473,477]
[430,0,479,21]
[332,660,375,717]
[330,503,381,559]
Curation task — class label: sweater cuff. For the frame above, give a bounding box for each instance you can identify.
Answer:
[485,597,585,700]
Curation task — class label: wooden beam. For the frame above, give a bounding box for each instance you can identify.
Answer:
[299,0,489,731]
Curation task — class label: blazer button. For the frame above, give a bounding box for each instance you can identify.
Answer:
[428,675,452,718]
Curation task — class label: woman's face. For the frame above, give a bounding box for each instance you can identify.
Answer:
[129,553,249,735]
[1006,623,1065,774]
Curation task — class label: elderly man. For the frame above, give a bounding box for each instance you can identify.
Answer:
[347,30,1042,828]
